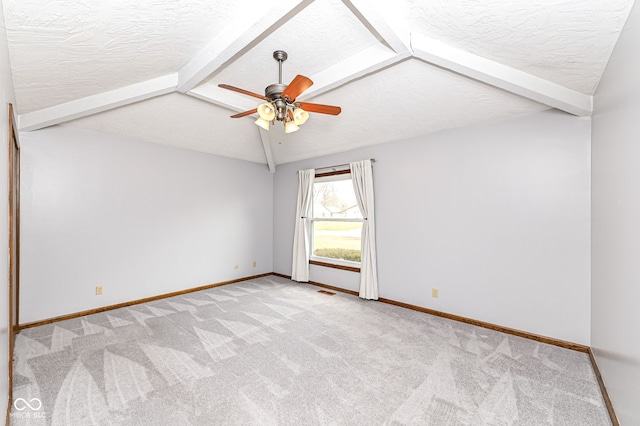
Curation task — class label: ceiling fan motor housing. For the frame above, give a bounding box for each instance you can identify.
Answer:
[265,83,287,100]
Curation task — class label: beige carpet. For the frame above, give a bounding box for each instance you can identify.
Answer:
[11,275,611,425]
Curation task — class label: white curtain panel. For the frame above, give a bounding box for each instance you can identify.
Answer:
[350,160,379,300]
[291,169,315,282]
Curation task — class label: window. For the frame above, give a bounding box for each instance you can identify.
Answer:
[310,173,363,268]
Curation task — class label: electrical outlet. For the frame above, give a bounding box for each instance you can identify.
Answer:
[96,286,104,295]
[234,265,239,270]
[252,261,257,268]
[432,288,439,298]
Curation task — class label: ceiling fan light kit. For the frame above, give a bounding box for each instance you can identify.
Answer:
[293,108,309,125]
[219,50,341,134]
[285,120,300,134]
[257,103,276,121]
[254,117,270,131]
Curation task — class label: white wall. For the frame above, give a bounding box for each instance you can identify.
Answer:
[20,126,273,323]
[591,1,640,423]
[0,0,15,417]
[274,110,592,345]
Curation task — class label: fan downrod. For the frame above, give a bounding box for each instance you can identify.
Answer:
[266,50,289,100]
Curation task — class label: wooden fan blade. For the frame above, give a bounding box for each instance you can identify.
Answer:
[218,84,270,101]
[230,108,257,118]
[281,75,313,102]
[296,102,342,115]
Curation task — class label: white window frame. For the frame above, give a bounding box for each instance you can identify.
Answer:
[309,173,363,269]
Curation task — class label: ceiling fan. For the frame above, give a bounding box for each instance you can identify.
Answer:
[218,50,341,134]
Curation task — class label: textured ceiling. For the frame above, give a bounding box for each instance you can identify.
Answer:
[3,0,634,169]
[4,0,247,112]
[399,0,633,94]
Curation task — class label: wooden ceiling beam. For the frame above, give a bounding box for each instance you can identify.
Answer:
[187,85,257,114]
[18,74,178,131]
[176,0,314,93]
[258,128,276,173]
[298,44,410,101]
[341,0,411,54]
[411,32,593,117]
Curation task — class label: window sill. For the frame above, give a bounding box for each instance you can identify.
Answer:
[309,259,361,273]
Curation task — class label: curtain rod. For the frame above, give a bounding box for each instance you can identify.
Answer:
[313,158,376,172]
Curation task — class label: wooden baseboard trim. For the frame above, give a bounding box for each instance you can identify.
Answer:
[378,297,589,353]
[18,273,272,330]
[17,271,593,353]
[273,272,588,353]
[588,348,620,426]
[6,395,11,426]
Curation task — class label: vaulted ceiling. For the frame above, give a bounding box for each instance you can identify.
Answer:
[3,0,634,171]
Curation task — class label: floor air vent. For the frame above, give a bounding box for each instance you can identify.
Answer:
[317,290,336,296]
